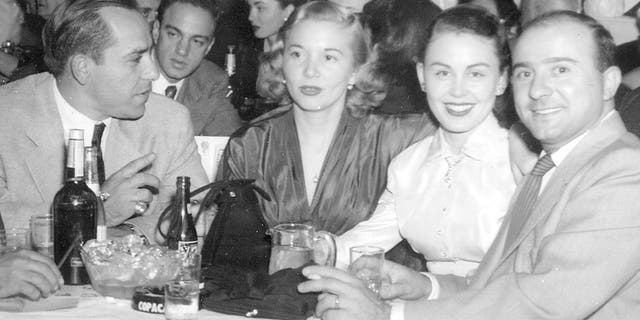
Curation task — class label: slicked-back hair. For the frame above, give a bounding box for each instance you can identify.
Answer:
[156,0,220,30]
[520,10,616,72]
[43,0,138,77]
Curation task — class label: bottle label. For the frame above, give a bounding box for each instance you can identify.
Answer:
[177,241,198,255]
[70,256,84,267]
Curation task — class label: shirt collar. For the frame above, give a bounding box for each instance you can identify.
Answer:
[426,113,505,163]
[542,110,614,166]
[151,70,185,97]
[53,79,112,147]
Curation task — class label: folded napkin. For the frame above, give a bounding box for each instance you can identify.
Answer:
[0,286,80,312]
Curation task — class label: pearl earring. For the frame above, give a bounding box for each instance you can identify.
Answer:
[347,82,354,90]
[281,79,287,85]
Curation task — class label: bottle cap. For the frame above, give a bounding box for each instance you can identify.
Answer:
[69,129,84,140]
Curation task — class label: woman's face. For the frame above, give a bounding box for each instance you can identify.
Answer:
[417,31,506,135]
[247,0,293,39]
[283,19,357,113]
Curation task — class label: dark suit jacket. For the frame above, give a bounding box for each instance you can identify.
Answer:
[0,73,209,243]
[177,60,243,136]
[405,112,640,319]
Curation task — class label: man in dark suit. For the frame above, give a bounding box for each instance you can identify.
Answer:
[0,0,208,243]
[298,11,640,320]
[152,0,243,136]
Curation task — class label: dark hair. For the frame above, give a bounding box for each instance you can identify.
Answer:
[43,0,138,77]
[520,10,616,72]
[157,0,220,30]
[420,6,516,128]
[420,5,510,72]
[257,1,384,117]
[274,0,311,9]
[458,0,521,32]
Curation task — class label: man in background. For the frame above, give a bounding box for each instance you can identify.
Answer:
[152,0,243,136]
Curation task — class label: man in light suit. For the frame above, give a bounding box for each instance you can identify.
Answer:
[0,0,208,244]
[298,11,640,320]
[152,0,243,136]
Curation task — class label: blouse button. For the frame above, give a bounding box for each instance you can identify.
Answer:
[436,228,443,235]
[440,249,447,257]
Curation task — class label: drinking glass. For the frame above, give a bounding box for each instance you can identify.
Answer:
[348,246,384,296]
[164,279,199,320]
[0,228,31,254]
[30,215,54,259]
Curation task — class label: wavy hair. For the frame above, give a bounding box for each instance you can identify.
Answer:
[256,1,386,117]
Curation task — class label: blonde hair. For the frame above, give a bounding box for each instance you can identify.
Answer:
[256,1,387,117]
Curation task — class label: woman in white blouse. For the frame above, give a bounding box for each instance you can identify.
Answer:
[337,5,531,278]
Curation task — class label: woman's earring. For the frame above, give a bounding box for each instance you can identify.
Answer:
[347,82,354,90]
[495,85,505,95]
[281,79,287,85]
[420,82,426,92]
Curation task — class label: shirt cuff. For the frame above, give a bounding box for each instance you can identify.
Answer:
[421,272,441,300]
[389,300,405,320]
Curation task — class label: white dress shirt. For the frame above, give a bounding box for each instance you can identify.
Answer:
[337,114,515,275]
[53,79,111,150]
[151,73,184,98]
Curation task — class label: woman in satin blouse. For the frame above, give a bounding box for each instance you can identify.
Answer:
[219,1,435,236]
[337,6,524,277]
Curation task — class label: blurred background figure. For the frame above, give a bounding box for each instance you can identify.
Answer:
[360,0,441,114]
[135,0,161,27]
[328,0,372,13]
[519,0,580,25]
[35,0,64,19]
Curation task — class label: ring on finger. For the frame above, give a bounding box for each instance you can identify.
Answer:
[133,201,149,215]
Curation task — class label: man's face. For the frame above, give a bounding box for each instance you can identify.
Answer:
[328,0,371,13]
[511,21,616,152]
[37,0,65,18]
[86,8,158,120]
[153,3,215,83]
[135,0,161,27]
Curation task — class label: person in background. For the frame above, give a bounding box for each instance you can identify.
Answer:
[35,0,65,19]
[135,0,160,27]
[0,0,25,84]
[328,0,371,13]
[152,0,243,136]
[219,1,435,238]
[0,0,208,243]
[336,5,520,278]
[361,0,441,114]
[300,10,640,320]
[519,0,580,25]
[247,0,309,52]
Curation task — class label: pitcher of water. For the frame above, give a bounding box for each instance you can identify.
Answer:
[268,223,336,274]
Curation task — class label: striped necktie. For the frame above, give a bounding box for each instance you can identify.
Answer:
[92,122,106,185]
[503,154,555,248]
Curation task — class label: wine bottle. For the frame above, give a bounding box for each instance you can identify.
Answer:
[53,129,97,285]
[225,45,236,99]
[84,146,107,242]
[166,176,198,254]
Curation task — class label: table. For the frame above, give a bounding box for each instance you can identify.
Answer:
[0,285,272,320]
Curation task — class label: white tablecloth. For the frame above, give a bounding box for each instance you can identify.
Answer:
[0,285,271,320]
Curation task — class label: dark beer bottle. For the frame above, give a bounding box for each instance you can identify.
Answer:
[53,129,97,285]
[166,176,198,254]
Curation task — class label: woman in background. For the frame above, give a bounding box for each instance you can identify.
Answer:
[219,1,435,237]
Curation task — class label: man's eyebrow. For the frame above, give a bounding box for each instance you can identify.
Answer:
[163,24,182,34]
[124,47,150,58]
[513,57,579,69]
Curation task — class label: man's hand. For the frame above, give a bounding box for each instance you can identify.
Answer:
[0,250,63,300]
[378,260,432,301]
[298,265,391,320]
[101,153,160,226]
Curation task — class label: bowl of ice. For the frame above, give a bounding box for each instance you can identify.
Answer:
[80,236,182,299]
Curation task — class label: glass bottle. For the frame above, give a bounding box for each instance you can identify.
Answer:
[84,146,107,242]
[53,129,97,285]
[166,176,198,254]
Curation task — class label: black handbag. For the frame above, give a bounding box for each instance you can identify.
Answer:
[184,179,318,319]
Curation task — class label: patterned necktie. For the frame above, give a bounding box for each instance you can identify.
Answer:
[165,85,177,99]
[503,154,555,248]
[92,122,106,185]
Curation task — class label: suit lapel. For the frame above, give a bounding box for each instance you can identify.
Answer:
[104,119,145,179]
[498,112,628,264]
[24,75,65,202]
